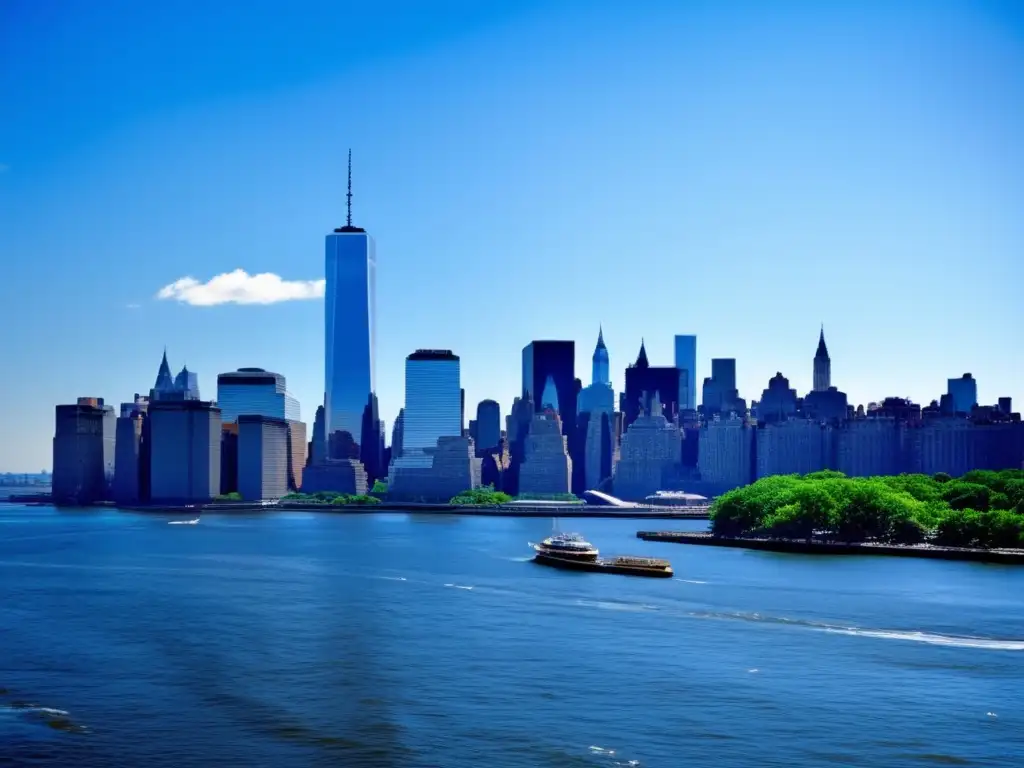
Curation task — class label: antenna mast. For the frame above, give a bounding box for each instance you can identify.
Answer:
[346,149,353,227]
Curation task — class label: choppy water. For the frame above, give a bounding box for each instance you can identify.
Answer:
[1,505,1023,767]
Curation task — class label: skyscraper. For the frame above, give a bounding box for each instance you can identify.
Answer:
[391,350,462,470]
[148,400,221,503]
[475,399,501,454]
[578,328,617,490]
[52,397,116,504]
[150,349,201,402]
[216,368,301,423]
[813,327,831,392]
[623,340,680,428]
[237,415,290,501]
[389,350,474,500]
[522,341,576,420]
[947,374,978,415]
[324,150,379,476]
[217,368,305,490]
[673,335,697,411]
[592,326,610,386]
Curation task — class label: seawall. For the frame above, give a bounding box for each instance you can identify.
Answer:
[635,531,1024,564]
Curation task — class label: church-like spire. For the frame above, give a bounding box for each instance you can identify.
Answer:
[636,338,649,368]
[596,324,606,350]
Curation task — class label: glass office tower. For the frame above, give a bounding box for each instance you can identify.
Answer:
[392,350,462,470]
[324,227,377,463]
[674,334,697,412]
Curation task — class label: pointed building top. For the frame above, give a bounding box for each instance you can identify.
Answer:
[153,347,175,393]
[815,326,829,359]
[333,148,366,234]
[596,324,606,350]
[636,338,650,368]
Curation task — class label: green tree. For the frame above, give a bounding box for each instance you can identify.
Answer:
[450,485,513,506]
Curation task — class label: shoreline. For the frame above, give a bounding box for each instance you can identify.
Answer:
[3,496,710,520]
[635,531,1024,564]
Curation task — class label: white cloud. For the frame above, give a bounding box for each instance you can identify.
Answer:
[156,269,325,306]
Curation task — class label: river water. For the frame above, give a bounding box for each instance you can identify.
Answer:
[1,505,1022,767]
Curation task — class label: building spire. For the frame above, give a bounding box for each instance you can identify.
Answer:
[815,325,829,359]
[346,148,353,228]
[333,150,366,234]
[636,338,649,368]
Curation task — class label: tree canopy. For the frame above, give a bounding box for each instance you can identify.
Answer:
[450,485,513,506]
[710,470,1024,549]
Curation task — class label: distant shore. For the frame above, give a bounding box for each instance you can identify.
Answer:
[636,531,1024,564]
[2,495,710,519]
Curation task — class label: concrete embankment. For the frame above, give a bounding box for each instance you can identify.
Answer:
[636,531,1024,564]
[281,503,710,519]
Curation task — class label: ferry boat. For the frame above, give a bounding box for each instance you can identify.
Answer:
[532,531,600,562]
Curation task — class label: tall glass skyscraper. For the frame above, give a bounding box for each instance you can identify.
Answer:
[391,350,462,469]
[674,334,697,411]
[324,153,379,472]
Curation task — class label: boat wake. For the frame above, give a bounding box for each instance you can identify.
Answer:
[690,610,1024,650]
[168,518,200,525]
[444,583,474,591]
[674,578,708,585]
[589,745,641,766]
[577,599,658,613]
[0,701,88,733]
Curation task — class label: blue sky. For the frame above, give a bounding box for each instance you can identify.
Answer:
[1,0,1022,472]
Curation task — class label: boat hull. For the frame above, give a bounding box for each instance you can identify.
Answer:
[532,552,673,578]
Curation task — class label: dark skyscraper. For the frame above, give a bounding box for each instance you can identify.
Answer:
[522,341,576,422]
[522,341,579,490]
[623,340,680,429]
[323,151,381,481]
[475,399,501,455]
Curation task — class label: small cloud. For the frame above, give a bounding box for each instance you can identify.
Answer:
[156,269,325,306]
[126,303,141,310]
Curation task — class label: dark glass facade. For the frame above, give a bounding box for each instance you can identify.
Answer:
[522,341,576,424]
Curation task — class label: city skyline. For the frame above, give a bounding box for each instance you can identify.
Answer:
[3,0,1023,471]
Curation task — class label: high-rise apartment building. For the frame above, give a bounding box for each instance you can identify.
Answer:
[238,415,290,501]
[673,335,697,412]
[323,152,379,481]
[52,397,116,504]
[148,400,221,503]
